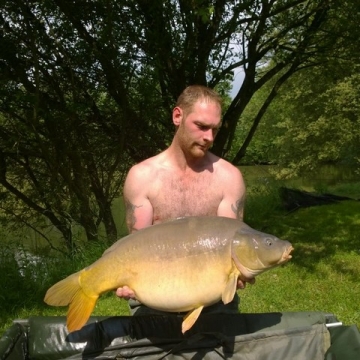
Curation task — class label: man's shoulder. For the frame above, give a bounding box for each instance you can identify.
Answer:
[128,153,164,177]
[208,152,241,174]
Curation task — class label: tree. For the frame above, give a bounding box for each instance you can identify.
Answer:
[270,66,360,178]
[243,0,360,176]
[225,2,359,176]
[0,0,136,249]
[0,0,347,250]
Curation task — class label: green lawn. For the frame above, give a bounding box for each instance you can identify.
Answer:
[241,199,360,327]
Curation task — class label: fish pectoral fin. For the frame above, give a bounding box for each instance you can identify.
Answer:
[222,268,240,304]
[182,306,204,333]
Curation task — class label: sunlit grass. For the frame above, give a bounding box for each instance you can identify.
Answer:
[240,199,360,328]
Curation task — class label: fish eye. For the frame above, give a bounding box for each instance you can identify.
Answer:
[265,238,273,246]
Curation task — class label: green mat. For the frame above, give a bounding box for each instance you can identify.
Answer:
[0,312,359,359]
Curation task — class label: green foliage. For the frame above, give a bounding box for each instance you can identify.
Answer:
[228,79,281,165]
[0,237,112,335]
[236,54,359,177]
[226,0,360,167]
[271,67,360,179]
[0,244,52,320]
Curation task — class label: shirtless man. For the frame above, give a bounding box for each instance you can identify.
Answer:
[117,85,253,313]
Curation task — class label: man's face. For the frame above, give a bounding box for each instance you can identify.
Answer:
[175,100,222,158]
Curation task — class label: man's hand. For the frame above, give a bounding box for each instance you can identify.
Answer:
[237,276,255,289]
[115,286,136,300]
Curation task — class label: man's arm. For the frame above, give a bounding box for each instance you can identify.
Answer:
[117,164,154,300]
[123,164,153,233]
[217,164,246,220]
[216,163,255,288]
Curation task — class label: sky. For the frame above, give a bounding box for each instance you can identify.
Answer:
[230,67,245,99]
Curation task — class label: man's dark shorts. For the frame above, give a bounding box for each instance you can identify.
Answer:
[128,294,240,316]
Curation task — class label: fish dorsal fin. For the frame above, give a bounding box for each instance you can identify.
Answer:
[222,263,240,304]
[182,306,204,333]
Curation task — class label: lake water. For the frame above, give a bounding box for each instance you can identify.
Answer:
[240,165,358,190]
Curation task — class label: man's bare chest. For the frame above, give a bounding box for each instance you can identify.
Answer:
[148,171,222,223]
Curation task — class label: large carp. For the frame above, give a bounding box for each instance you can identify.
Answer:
[44,216,293,333]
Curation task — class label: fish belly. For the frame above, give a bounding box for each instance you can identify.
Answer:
[128,255,231,312]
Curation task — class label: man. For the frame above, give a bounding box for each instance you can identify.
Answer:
[116,85,253,313]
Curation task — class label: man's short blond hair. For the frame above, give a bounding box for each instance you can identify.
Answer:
[175,85,222,119]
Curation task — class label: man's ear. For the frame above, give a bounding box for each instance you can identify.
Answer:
[172,107,183,126]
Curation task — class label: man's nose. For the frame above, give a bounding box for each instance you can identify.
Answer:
[203,129,215,142]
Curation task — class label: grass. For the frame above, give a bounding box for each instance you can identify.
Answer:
[240,180,360,327]
[241,200,360,327]
[1,180,360,337]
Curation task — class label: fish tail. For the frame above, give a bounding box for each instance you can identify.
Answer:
[44,271,98,332]
[44,272,81,306]
[66,287,98,332]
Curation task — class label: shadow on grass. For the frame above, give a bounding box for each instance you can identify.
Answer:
[261,200,360,281]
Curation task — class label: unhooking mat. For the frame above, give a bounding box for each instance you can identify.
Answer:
[1,312,359,359]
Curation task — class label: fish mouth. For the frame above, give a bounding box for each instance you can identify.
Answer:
[282,246,294,262]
